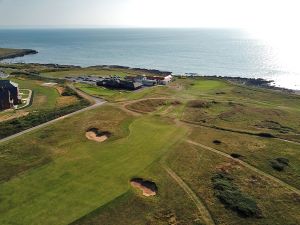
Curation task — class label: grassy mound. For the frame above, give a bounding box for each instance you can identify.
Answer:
[187,100,217,108]
[126,99,181,113]
[212,172,261,218]
[270,158,289,171]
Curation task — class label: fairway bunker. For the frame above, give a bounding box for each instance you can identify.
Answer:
[85,128,111,143]
[130,178,158,197]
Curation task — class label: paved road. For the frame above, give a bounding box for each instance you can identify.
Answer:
[162,164,215,225]
[0,87,106,144]
[186,140,300,195]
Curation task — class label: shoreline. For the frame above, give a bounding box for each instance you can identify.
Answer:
[0,50,298,93]
[0,48,38,61]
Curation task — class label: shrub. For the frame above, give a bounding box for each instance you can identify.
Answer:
[276,157,289,166]
[213,140,222,145]
[270,158,289,171]
[231,153,242,159]
[211,173,261,218]
[258,133,275,138]
[61,86,78,96]
[270,161,284,171]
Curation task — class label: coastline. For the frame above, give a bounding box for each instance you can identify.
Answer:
[0,48,38,61]
[0,49,298,93]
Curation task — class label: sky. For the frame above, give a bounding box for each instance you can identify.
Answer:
[0,0,299,30]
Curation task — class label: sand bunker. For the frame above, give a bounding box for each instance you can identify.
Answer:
[130,178,158,197]
[42,82,58,87]
[85,128,111,143]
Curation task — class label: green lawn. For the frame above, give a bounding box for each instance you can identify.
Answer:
[75,82,174,102]
[0,106,187,225]
[0,77,61,122]
[74,83,125,100]
[10,78,59,111]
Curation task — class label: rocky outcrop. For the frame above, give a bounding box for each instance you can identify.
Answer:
[0,49,38,61]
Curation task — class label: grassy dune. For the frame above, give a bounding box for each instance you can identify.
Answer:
[166,141,300,225]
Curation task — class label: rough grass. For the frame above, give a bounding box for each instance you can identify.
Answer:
[0,106,187,225]
[165,141,300,225]
[183,99,300,137]
[212,172,261,218]
[126,99,181,113]
[189,126,300,189]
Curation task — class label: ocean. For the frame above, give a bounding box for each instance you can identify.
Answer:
[0,28,299,90]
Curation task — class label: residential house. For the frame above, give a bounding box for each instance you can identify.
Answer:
[0,80,21,110]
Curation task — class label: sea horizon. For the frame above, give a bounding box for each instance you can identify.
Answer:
[1,28,299,90]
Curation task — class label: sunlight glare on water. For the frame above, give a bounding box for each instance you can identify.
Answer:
[247,28,300,90]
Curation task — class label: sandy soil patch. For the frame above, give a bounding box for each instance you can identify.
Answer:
[34,95,47,106]
[56,96,78,107]
[130,178,158,197]
[85,128,111,143]
[55,86,65,95]
[216,161,241,173]
[0,111,29,122]
[42,82,58,87]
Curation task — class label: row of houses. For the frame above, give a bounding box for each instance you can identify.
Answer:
[0,80,21,110]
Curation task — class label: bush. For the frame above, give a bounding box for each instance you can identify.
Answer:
[276,157,289,165]
[231,153,242,159]
[270,158,289,171]
[213,140,222,145]
[212,173,261,218]
[61,86,78,96]
[258,133,275,138]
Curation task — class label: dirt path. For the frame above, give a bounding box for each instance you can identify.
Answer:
[186,140,300,195]
[276,138,300,145]
[162,164,215,225]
